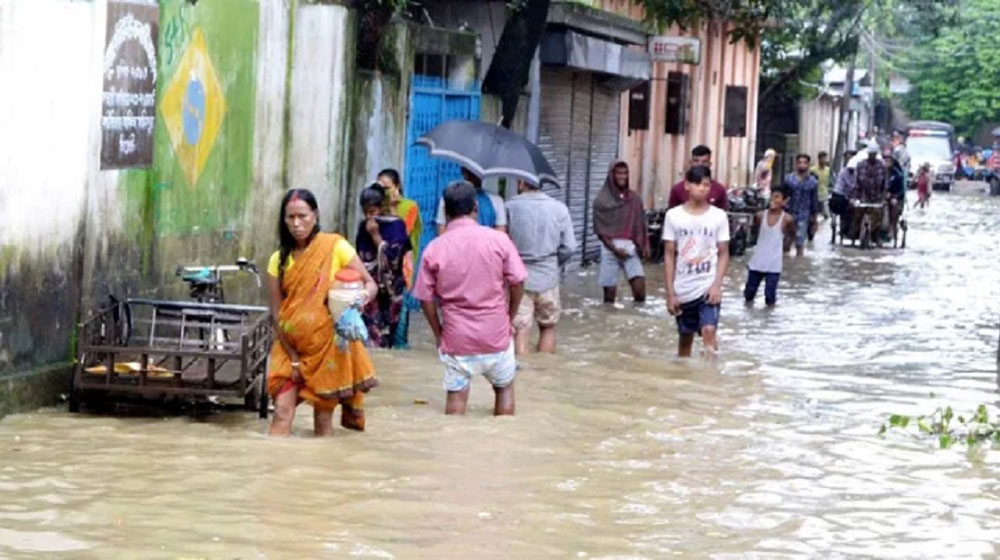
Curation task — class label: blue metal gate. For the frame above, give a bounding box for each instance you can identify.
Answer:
[404,75,481,253]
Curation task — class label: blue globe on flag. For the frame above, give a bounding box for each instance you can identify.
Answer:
[182,76,206,146]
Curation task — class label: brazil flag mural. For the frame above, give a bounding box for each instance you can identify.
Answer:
[128,0,258,236]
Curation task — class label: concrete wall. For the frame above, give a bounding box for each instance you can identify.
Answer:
[601,0,761,208]
[345,22,414,235]
[0,1,110,415]
[0,0,360,417]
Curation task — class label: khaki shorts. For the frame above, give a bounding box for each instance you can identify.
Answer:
[514,286,561,329]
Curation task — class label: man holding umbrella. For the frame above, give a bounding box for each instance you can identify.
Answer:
[417,120,560,238]
[435,167,507,234]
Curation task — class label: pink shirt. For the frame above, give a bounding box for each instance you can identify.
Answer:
[413,217,528,355]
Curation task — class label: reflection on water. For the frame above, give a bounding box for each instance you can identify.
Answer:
[1,194,999,558]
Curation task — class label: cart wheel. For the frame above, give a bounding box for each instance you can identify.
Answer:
[258,372,269,419]
[69,370,82,413]
[731,233,746,256]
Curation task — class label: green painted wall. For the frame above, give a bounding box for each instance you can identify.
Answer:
[144,0,259,236]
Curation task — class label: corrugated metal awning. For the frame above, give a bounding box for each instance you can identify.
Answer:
[540,29,651,89]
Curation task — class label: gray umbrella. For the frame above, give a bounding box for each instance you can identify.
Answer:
[416,120,559,187]
[992,126,1000,137]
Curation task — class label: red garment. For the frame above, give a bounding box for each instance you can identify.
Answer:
[916,174,930,200]
[668,180,730,211]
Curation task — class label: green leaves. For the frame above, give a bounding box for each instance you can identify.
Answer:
[902,0,1000,137]
[882,403,1000,451]
[889,414,910,428]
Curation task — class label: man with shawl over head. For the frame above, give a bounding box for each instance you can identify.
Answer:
[593,160,649,303]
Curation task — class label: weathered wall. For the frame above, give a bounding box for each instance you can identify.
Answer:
[287,3,355,234]
[799,94,841,162]
[601,0,761,207]
[0,1,108,414]
[346,71,408,233]
[0,0,361,417]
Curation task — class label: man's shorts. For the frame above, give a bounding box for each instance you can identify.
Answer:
[599,243,644,288]
[795,217,809,247]
[514,286,560,330]
[676,296,720,336]
[440,341,516,392]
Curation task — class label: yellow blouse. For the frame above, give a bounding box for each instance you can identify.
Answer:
[266,237,358,278]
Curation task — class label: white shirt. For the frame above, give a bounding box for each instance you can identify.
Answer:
[662,205,731,304]
[435,191,507,227]
[748,210,785,274]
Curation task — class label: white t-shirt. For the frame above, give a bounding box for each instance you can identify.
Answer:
[436,192,507,227]
[662,205,731,304]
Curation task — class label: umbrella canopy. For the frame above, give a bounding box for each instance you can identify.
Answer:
[416,120,559,187]
[991,126,1000,137]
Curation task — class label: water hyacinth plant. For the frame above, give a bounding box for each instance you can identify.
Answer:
[880,404,1000,449]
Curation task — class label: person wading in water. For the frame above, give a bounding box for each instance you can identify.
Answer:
[593,160,649,304]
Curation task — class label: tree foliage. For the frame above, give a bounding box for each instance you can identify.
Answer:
[902,0,1000,138]
[356,0,411,71]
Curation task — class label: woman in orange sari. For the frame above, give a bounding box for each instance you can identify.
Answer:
[266,189,379,436]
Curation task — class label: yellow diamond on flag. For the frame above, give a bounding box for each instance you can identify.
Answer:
[160,28,227,187]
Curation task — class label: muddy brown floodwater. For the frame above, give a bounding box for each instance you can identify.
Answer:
[2,193,999,559]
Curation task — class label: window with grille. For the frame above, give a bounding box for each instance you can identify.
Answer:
[665,72,689,135]
[724,85,748,137]
[628,81,650,131]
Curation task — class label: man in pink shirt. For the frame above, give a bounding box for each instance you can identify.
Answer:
[667,145,730,211]
[413,180,527,416]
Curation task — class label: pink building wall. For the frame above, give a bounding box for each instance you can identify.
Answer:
[600,0,762,208]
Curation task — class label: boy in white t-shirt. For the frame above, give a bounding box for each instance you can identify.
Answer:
[662,166,731,357]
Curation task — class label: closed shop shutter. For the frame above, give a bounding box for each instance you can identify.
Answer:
[586,81,622,264]
[538,69,621,266]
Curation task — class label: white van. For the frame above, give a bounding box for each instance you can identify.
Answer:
[906,121,956,191]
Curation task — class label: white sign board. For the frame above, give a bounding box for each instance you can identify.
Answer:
[648,36,700,65]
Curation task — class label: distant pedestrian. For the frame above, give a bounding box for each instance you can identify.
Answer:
[916,163,931,208]
[376,168,421,349]
[830,150,857,241]
[435,167,507,235]
[754,148,777,198]
[891,131,911,183]
[783,154,819,257]
[810,151,831,220]
[744,187,794,307]
[668,145,729,211]
[506,180,577,356]
[593,160,649,304]
[663,166,730,358]
[414,181,526,416]
[855,144,887,203]
[885,151,906,243]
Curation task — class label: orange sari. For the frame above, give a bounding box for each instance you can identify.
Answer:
[267,233,378,417]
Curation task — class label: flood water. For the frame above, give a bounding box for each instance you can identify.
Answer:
[2,193,999,559]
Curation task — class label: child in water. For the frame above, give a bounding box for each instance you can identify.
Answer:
[916,163,931,209]
[744,187,795,307]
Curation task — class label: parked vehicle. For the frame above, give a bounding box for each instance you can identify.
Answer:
[831,201,906,250]
[906,121,956,191]
[70,259,271,417]
[726,188,767,256]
